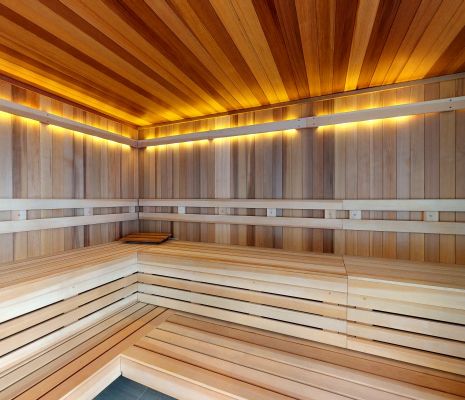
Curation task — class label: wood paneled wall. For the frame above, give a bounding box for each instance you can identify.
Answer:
[139,76,465,264]
[0,79,139,263]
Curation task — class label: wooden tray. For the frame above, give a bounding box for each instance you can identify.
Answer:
[120,232,172,244]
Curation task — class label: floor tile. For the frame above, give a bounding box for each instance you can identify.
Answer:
[94,376,176,400]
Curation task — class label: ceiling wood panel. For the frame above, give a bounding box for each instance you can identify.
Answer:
[0,0,464,125]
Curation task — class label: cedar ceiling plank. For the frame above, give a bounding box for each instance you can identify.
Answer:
[332,0,359,94]
[412,0,465,79]
[428,25,465,77]
[397,0,464,82]
[0,72,138,127]
[141,0,250,110]
[369,0,423,87]
[275,0,310,98]
[252,0,308,99]
[296,0,321,97]
[37,0,218,119]
[179,0,270,106]
[145,0,255,110]
[104,0,242,111]
[213,0,289,104]
[357,0,403,89]
[0,43,149,121]
[65,0,225,116]
[382,0,442,85]
[0,58,148,126]
[0,4,179,122]
[0,0,464,124]
[344,0,380,91]
[315,0,335,96]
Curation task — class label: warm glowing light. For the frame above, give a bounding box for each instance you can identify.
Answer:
[317,115,411,130]
[0,100,137,147]
[182,139,209,146]
[0,111,11,121]
[11,115,41,125]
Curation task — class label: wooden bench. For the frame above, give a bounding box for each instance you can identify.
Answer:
[137,240,465,376]
[345,256,465,375]
[1,240,465,399]
[138,241,348,347]
[0,243,171,400]
[121,310,465,399]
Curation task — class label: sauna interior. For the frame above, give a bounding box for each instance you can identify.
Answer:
[1,1,465,399]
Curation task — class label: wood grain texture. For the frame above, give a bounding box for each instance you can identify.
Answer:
[139,76,465,262]
[0,0,464,124]
[2,241,465,384]
[0,81,139,264]
[122,310,465,398]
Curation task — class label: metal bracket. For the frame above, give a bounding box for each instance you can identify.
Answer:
[424,211,439,222]
[12,210,26,221]
[266,208,277,217]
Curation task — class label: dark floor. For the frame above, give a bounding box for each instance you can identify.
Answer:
[94,376,176,400]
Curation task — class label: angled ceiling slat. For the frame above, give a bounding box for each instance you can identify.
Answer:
[0,0,463,125]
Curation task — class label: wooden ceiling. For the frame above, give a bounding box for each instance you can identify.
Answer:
[0,0,465,125]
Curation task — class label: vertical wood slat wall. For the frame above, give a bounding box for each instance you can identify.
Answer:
[139,76,465,264]
[0,80,139,263]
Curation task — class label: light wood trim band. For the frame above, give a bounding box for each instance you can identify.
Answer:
[139,96,465,147]
[343,220,465,235]
[140,199,342,209]
[342,199,465,212]
[0,199,138,211]
[141,198,465,212]
[140,212,342,230]
[140,212,465,235]
[0,99,138,147]
[0,213,138,234]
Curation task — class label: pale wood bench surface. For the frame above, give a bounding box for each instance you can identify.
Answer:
[1,240,465,399]
[0,242,146,289]
[138,240,349,348]
[1,305,170,400]
[121,310,465,399]
[344,255,465,289]
[138,240,465,376]
[344,255,465,375]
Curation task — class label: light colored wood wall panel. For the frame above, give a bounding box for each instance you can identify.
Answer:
[0,80,139,264]
[140,76,465,263]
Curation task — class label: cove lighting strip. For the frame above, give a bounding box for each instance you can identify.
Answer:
[2,96,465,148]
[139,96,465,148]
[0,98,137,147]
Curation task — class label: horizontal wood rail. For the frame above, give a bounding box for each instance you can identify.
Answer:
[0,198,138,234]
[0,99,138,147]
[140,198,465,211]
[140,213,341,229]
[0,213,138,235]
[140,198,465,235]
[138,96,465,147]
[0,199,138,211]
[140,212,465,234]
[3,96,465,149]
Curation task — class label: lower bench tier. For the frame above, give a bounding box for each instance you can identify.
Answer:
[137,241,465,376]
[121,311,465,400]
